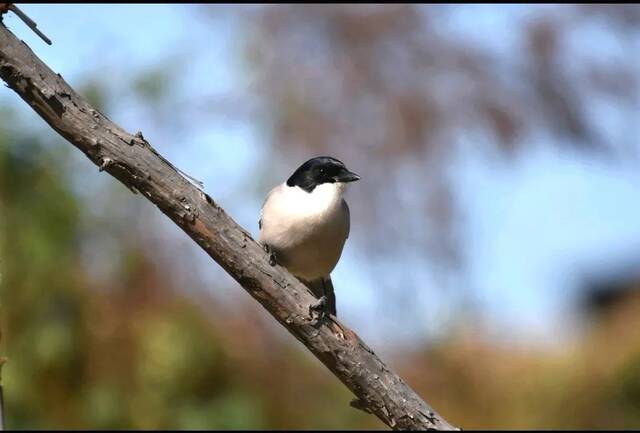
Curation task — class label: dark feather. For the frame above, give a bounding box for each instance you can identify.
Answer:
[304,277,337,316]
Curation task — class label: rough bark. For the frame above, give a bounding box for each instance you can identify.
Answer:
[0,21,458,431]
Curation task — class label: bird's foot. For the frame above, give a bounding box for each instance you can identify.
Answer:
[309,295,329,326]
[262,243,277,266]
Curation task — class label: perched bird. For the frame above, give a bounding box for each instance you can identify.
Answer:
[259,156,360,317]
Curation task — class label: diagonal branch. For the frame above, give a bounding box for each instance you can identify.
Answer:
[1,3,52,45]
[0,21,458,431]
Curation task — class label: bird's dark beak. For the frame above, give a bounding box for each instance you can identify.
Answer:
[334,169,361,183]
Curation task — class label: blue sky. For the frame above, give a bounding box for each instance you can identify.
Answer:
[3,4,640,349]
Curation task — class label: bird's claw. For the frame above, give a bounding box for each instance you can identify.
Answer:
[309,295,329,326]
[263,243,277,266]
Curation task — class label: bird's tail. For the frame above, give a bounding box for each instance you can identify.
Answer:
[305,277,337,316]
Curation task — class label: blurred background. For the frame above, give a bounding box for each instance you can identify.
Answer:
[1,4,640,429]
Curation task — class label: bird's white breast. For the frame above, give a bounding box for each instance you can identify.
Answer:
[259,182,351,280]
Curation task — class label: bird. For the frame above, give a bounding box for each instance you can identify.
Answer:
[258,156,360,318]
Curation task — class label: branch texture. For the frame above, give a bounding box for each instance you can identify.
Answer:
[0,22,457,431]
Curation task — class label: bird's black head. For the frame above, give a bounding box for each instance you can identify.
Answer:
[286,156,361,193]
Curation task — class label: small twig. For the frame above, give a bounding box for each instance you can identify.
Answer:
[1,4,51,45]
[0,383,4,430]
[0,385,4,431]
[0,334,6,430]
[132,130,204,190]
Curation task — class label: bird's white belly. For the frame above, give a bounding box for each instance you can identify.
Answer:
[259,184,350,281]
[274,218,348,280]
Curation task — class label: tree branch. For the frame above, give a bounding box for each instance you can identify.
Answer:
[0,4,52,45]
[0,22,458,431]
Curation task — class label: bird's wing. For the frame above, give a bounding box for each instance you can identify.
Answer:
[323,277,337,316]
[259,184,281,231]
[343,199,351,239]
